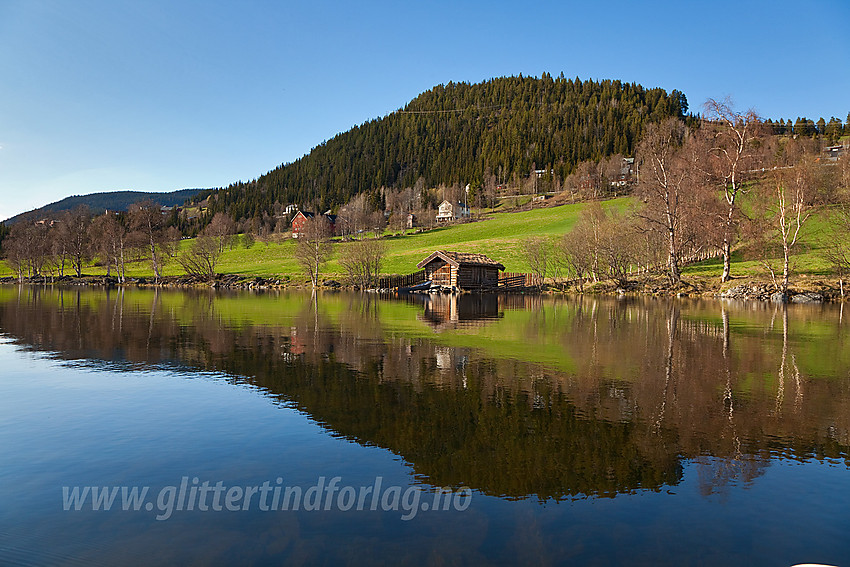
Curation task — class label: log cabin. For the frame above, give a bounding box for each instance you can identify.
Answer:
[416,250,505,290]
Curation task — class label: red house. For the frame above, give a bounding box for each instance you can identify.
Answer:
[291,211,337,238]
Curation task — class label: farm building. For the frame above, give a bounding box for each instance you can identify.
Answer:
[291,211,336,238]
[435,200,470,222]
[416,250,505,290]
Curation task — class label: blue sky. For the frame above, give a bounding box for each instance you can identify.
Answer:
[1,0,848,221]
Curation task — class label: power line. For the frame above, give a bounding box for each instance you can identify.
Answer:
[395,104,503,115]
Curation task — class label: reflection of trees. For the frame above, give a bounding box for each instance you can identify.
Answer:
[652,303,678,433]
[1,288,849,500]
[774,306,804,416]
[694,302,770,497]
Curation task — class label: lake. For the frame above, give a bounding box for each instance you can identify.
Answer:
[0,286,848,566]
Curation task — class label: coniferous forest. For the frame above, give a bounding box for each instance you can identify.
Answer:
[194,75,690,220]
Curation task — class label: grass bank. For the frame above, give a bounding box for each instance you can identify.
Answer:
[0,199,631,280]
[1,196,847,296]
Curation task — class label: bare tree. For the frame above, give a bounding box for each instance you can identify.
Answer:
[557,230,593,291]
[600,154,626,191]
[839,152,850,196]
[160,226,182,271]
[337,193,371,239]
[91,213,129,283]
[294,216,334,287]
[823,153,850,296]
[522,237,551,287]
[88,214,112,277]
[369,210,387,237]
[597,213,642,287]
[385,186,420,235]
[60,205,92,277]
[178,235,221,280]
[558,205,642,289]
[572,202,608,282]
[568,160,604,200]
[205,212,237,253]
[755,148,826,293]
[703,98,764,282]
[387,211,407,235]
[635,118,709,284]
[4,222,51,279]
[3,224,27,281]
[338,239,385,289]
[128,201,167,281]
[50,225,70,277]
[822,220,850,298]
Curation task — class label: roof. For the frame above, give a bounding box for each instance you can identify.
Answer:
[295,211,336,222]
[416,250,505,270]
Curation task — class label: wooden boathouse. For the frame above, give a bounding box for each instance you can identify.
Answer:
[416,250,505,290]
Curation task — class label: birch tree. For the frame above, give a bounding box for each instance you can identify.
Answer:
[97,213,129,283]
[756,149,826,293]
[294,216,334,287]
[61,206,92,277]
[703,98,763,282]
[635,118,707,284]
[129,201,167,282]
[338,238,385,289]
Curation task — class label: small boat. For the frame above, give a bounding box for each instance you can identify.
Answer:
[398,280,432,293]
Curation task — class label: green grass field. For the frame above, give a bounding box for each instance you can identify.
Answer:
[0,199,630,279]
[0,196,846,286]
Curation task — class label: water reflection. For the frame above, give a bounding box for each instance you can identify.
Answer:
[1,286,848,502]
[411,293,502,331]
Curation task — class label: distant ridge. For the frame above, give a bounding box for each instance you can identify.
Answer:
[3,188,205,224]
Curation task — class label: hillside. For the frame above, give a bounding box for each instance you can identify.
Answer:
[3,188,205,225]
[196,75,689,221]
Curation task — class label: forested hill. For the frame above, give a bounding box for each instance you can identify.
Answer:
[4,189,204,225]
[198,74,689,220]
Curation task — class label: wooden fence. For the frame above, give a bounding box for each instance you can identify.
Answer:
[628,248,723,277]
[376,270,426,289]
[498,272,536,289]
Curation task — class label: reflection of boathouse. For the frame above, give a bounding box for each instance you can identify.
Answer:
[418,293,501,331]
[417,250,505,290]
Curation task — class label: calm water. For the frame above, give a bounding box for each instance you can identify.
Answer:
[0,286,848,566]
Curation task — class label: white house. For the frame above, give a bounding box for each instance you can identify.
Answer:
[436,200,470,222]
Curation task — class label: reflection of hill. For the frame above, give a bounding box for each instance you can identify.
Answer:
[1,287,849,500]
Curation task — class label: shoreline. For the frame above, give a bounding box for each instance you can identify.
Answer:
[1,273,846,303]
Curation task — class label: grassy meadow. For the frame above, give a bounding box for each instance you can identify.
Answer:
[0,199,630,280]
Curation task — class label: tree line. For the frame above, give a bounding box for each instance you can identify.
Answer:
[764,115,849,141]
[1,202,238,283]
[522,100,850,295]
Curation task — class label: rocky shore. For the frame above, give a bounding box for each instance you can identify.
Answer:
[0,274,294,290]
[717,283,829,303]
